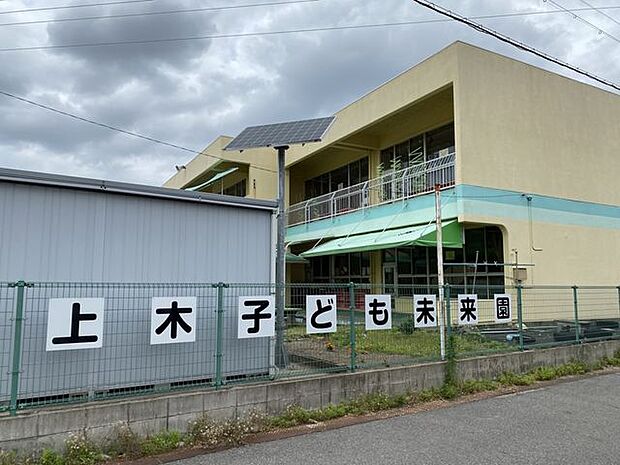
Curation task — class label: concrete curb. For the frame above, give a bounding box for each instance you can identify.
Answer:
[1,340,618,452]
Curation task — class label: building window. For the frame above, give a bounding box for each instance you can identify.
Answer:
[379,122,454,173]
[426,123,455,160]
[304,157,369,200]
[381,225,504,298]
[308,252,370,284]
[223,179,247,197]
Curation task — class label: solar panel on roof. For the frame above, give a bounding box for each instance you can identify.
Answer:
[224,116,335,151]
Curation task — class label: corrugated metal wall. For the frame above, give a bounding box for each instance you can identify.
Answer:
[0,181,273,282]
[0,177,275,404]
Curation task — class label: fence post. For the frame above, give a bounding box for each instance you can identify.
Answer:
[516,285,524,351]
[572,286,580,344]
[9,281,28,416]
[213,282,227,389]
[617,286,620,321]
[349,282,357,373]
[445,284,453,357]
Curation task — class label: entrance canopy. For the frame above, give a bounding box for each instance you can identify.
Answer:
[300,221,462,258]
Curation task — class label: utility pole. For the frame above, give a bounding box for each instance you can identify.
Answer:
[435,184,446,361]
[223,116,336,369]
[274,145,288,368]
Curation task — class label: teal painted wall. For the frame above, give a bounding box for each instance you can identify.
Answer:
[287,185,620,244]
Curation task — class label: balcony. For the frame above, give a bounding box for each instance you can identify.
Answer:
[287,152,455,226]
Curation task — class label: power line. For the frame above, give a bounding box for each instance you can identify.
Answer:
[0,0,319,27]
[544,0,620,43]
[0,0,156,16]
[575,0,620,26]
[409,0,620,92]
[0,20,455,52]
[0,3,618,28]
[0,88,277,173]
[4,7,620,53]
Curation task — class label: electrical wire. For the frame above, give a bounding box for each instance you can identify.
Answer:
[4,5,620,52]
[0,2,618,28]
[0,88,278,173]
[409,0,620,92]
[5,6,620,54]
[0,0,319,27]
[0,19,459,52]
[0,0,156,16]
[544,0,620,43]
[576,0,620,26]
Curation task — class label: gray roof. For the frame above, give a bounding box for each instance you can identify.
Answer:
[0,167,276,211]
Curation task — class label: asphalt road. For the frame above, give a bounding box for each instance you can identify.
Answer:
[177,373,620,465]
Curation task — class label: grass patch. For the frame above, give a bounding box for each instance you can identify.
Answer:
[286,325,508,359]
[104,425,186,459]
[140,431,184,456]
[267,392,410,429]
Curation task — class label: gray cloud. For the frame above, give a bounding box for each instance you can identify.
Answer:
[0,0,618,185]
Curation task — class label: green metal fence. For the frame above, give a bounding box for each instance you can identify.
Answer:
[1,281,619,415]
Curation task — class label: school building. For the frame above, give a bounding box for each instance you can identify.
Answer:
[164,41,620,293]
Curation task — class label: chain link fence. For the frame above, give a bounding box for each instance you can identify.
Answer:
[1,281,619,415]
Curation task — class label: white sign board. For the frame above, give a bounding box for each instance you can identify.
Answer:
[46,298,104,351]
[494,294,512,323]
[238,296,275,338]
[364,294,392,330]
[306,295,337,334]
[413,294,437,328]
[457,294,478,326]
[150,297,197,345]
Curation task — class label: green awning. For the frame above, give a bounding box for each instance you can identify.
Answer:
[300,221,462,258]
[186,167,239,191]
[286,252,308,264]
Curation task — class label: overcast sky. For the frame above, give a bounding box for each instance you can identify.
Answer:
[0,0,618,186]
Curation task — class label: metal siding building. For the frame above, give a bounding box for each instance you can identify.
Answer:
[0,168,275,282]
[0,168,277,404]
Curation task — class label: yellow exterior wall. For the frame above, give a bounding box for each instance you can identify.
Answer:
[454,44,620,205]
[374,88,454,150]
[247,165,276,200]
[162,42,619,291]
[164,136,277,200]
[460,213,620,286]
[282,47,460,168]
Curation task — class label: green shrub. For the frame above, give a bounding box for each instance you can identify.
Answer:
[415,388,442,403]
[555,361,589,376]
[460,379,499,394]
[38,450,64,465]
[439,383,459,400]
[351,393,409,412]
[397,317,415,335]
[608,355,620,367]
[497,371,535,386]
[531,366,557,381]
[0,451,19,465]
[140,431,183,456]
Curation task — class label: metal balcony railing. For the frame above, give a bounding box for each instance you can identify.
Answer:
[287,152,455,226]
